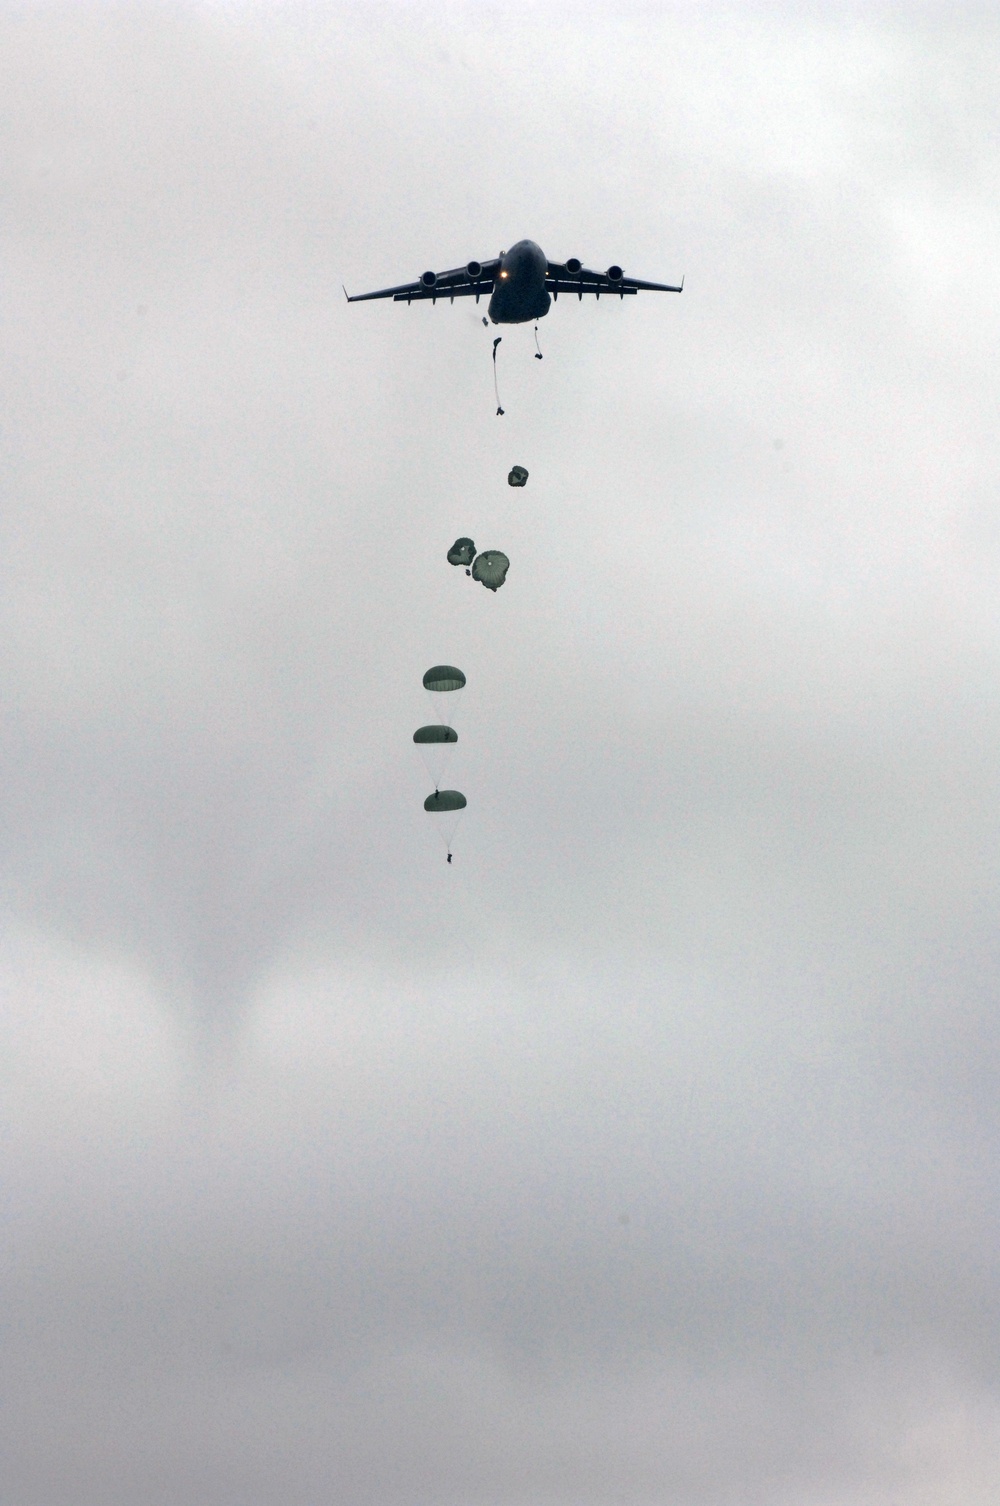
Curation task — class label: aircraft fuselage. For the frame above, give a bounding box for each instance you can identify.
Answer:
[488,240,551,324]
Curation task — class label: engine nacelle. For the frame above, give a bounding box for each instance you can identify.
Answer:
[565,257,582,276]
[606,264,623,284]
[466,260,483,280]
[420,270,438,288]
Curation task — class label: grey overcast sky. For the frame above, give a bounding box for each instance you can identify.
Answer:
[2,4,1000,1502]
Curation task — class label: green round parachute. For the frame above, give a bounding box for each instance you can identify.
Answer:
[471,551,510,592]
[424,790,467,813]
[423,666,466,692]
[447,538,476,567]
[508,465,529,487]
[413,725,458,744]
[414,724,457,789]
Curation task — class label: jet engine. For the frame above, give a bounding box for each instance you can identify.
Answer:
[606,265,623,284]
[565,258,582,275]
[420,270,438,288]
[466,260,483,280]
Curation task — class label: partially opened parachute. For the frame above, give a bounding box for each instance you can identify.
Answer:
[447,538,476,567]
[472,551,510,592]
[508,465,528,487]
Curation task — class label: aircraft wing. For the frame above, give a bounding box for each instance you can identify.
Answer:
[344,259,500,305]
[545,261,683,299]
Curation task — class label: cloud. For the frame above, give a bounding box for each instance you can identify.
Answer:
[1,4,999,1501]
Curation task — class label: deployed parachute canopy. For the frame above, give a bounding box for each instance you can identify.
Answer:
[413,725,458,744]
[447,538,477,567]
[424,790,467,812]
[423,665,466,692]
[422,664,465,729]
[414,723,458,787]
[508,465,528,487]
[472,550,510,591]
[424,787,466,862]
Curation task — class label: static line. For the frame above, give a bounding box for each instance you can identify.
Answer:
[492,336,504,415]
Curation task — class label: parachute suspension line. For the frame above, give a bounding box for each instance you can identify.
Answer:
[534,324,543,359]
[492,337,504,415]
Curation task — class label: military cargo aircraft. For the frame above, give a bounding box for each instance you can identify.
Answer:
[345,239,683,325]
